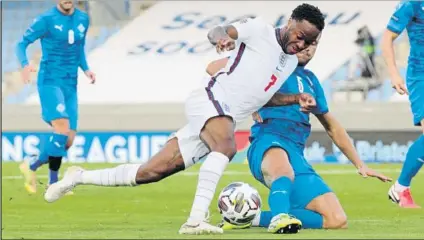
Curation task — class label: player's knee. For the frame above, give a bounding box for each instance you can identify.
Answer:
[48,156,63,171]
[262,167,294,186]
[324,212,348,229]
[212,138,237,160]
[261,162,295,183]
[51,119,71,136]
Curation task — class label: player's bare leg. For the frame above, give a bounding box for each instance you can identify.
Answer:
[179,116,236,235]
[304,193,348,229]
[44,138,186,202]
[260,148,302,234]
[388,119,424,208]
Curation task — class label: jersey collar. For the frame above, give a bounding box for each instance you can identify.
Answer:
[275,28,284,50]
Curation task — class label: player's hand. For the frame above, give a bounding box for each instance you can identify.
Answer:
[391,74,408,95]
[84,70,96,84]
[21,65,36,84]
[357,165,393,182]
[252,111,263,123]
[298,93,316,112]
[216,38,235,54]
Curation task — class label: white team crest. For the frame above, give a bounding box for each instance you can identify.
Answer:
[56,103,65,113]
[77,23,85,33]
[279,53,287,68]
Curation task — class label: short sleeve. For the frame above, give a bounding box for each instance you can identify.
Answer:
[387,1,415,34]
[230,17,267,41]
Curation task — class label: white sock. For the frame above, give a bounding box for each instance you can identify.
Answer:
[75,164,141,186]
[395,180,409,192]
[188,152,229,223]
[251,209,261,227]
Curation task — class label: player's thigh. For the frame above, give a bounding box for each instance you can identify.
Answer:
[38,85,70,132]
[63,86,78,131]
[200,116,235,155]
[247,134,294,188]
[407,79,424,127]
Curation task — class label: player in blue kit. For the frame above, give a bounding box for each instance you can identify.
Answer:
[211,36,391,233]
[382,0,424,209]
[16,0,95,194]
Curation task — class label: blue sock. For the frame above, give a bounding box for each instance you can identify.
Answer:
[29,149,49,171]
[46,133,68,157]
[290,209,323,229]
[49,169,59,184]
[398,135,424,187]
[259,211,273,227]
[269,176,292,217]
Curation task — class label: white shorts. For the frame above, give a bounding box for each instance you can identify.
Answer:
[173,85,232,168]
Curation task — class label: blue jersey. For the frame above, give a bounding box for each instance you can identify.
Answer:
[250,66,329,149]
[16,7,90,86]
[387,0,424,79]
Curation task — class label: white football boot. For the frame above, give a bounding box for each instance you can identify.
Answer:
[179,210,223,235]
[44,166,84,203]
[179,221,223,235]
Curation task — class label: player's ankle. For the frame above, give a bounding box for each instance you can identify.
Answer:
[394,180,409,192]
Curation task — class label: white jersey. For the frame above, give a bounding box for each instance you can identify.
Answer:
[211,17,298,123]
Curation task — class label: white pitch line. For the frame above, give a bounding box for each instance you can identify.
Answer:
[1,168,401,180]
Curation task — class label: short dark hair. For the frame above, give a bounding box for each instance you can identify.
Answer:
[291,3,325,31]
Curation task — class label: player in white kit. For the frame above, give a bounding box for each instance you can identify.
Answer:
[45,4,325,235]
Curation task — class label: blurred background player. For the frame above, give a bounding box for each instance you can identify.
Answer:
[16,0,95,194]
[382,0,424,208]
[210,35,391,233]
[44,4,324,235]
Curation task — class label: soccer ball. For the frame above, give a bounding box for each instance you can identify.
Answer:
[217,182,262,226]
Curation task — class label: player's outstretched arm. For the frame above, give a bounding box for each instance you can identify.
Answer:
[316,112,392,182]
[265,92,316,112]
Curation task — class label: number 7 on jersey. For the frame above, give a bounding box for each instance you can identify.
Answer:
[264,74,277,92]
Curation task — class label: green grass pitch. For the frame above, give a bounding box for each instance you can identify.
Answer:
[2,163,423,239]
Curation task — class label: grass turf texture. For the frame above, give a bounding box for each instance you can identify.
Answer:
[2,163,423,239]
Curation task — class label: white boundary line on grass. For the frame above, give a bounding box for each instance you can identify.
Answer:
[1,168,401,180]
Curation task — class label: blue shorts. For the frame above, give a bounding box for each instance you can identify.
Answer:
[38,85,78,130]
[407,77,424,126]
[247,133,332,209]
